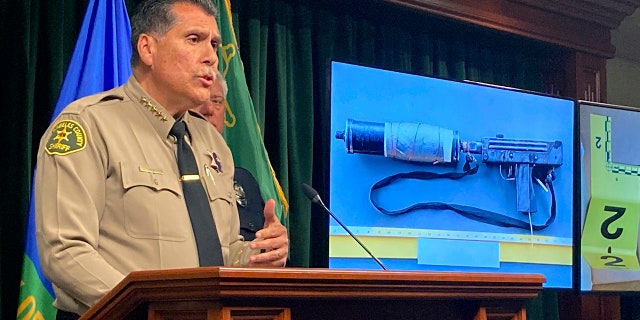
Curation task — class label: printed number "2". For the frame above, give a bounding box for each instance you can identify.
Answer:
[600,205,626,268]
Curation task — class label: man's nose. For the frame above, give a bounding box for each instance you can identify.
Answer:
[203,45,218,67]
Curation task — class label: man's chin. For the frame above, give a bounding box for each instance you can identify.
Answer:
[192,90,210,105]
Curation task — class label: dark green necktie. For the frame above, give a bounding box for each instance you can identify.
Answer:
[170,120,223,266]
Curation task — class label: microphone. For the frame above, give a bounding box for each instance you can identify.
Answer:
[302,183,388,270]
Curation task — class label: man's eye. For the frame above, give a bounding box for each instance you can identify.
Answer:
[211,40,219,49]
[187,36,198,43]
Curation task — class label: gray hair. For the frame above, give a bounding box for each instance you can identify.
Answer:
[212,69,228,98]
[130,0,219,66]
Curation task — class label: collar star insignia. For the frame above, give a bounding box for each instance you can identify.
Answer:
[207,151,223,173]
[139,96,168,122]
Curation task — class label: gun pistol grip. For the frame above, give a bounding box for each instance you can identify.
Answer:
[515,164,536,214]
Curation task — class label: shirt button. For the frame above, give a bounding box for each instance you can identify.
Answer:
[154,178,159,185]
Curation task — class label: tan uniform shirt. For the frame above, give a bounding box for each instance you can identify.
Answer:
[35,76,252,315]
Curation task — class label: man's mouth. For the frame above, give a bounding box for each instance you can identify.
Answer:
[199,75,214,86]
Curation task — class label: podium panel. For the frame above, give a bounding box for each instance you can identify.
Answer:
[80,267,544,320]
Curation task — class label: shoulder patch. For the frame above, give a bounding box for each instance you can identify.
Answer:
[45,120,87,156]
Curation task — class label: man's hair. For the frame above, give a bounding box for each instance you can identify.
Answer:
[212,69,228,98]
[130,0,219,66]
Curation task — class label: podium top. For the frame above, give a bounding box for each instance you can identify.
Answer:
[82,267,545,319]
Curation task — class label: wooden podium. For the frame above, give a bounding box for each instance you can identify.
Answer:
[80,267,544,320]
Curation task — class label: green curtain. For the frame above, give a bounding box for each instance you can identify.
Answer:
[0,0,583,319]
[0,0,85,318]
[231,0,558,319]
[231,0,549,268]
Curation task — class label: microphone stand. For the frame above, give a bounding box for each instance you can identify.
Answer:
[302,183,388,270]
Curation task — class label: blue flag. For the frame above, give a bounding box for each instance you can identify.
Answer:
[17,0,131,318]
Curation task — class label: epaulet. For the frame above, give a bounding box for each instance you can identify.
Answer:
[59,87,126,115]
[44,87,125,156]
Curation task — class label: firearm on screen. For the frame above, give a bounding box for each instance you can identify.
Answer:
[335,119,563,214]
[462,136,562,213]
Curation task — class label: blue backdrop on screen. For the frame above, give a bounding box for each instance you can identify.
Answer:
[329,61,574,288]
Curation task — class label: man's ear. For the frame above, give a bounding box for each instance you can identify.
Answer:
[137,33,155,66]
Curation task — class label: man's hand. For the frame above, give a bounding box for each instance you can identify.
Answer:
[248,199,289,267]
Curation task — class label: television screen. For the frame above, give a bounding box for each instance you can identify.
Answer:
[580,100,640,291]
[329,61,575,289]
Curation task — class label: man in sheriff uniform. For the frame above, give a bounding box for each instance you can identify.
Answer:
[34,1,289,318]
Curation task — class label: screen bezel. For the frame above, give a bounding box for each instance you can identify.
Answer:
[578,100,640,294]
[326,60,577,290]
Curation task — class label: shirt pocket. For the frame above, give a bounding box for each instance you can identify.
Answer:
[202,168,236,204]
[120,162,189,241]
[202,169,236,247]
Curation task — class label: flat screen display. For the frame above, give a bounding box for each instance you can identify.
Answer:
[329,61,575,288]
[580,100,640,291]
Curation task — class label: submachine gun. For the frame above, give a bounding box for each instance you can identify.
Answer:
[462,136,562,214]
[335,119,563,230]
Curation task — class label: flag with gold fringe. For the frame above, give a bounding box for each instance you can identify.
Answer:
[215,0,289,226]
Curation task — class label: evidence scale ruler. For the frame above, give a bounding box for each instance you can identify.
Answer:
[329,226,572,268]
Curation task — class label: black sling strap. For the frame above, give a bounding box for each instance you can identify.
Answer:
[369,155,557,231]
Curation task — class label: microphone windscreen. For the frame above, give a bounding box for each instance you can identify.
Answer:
[301,183,319,201]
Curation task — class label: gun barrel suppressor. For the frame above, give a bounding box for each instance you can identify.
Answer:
[335,119,461,165]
